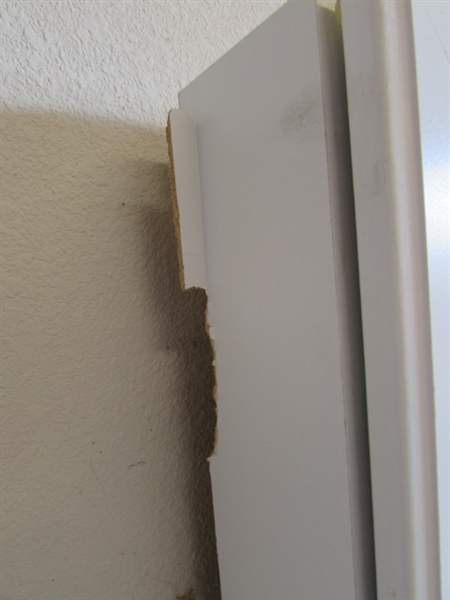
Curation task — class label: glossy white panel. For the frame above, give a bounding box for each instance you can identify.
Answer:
[177,1,374,597]
[412,2,450,596]
[341,1,441,597]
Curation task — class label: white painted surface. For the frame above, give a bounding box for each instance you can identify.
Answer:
[316,7,376,597]
[179,2,374,597]
[341,1,441,598]
[412,2,450,597]
[168,110,207,291]
[0,2,285,598]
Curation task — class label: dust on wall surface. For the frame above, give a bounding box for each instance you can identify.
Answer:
[0,2,285,599]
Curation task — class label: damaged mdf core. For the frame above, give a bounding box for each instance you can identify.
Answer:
[166,113,217,459]
[166,110,221,599]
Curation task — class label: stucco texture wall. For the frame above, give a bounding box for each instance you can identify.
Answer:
[0,2,284,599]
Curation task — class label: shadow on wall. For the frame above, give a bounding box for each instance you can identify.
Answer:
[1,111,219,600]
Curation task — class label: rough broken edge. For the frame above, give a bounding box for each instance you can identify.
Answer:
[166,109,218,456]
[205,305,218,456]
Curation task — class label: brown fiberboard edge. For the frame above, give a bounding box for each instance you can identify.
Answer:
[166,111,218,457]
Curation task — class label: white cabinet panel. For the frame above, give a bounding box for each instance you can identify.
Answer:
[169,1,441,598]
[171,1,375,598]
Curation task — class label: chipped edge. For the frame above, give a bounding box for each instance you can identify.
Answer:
[205,304,218,457]
[166,111,218,457]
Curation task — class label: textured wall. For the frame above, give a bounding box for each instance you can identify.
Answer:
[0,2,284,599]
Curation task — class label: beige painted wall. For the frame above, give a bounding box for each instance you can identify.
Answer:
[0,2,284,599]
